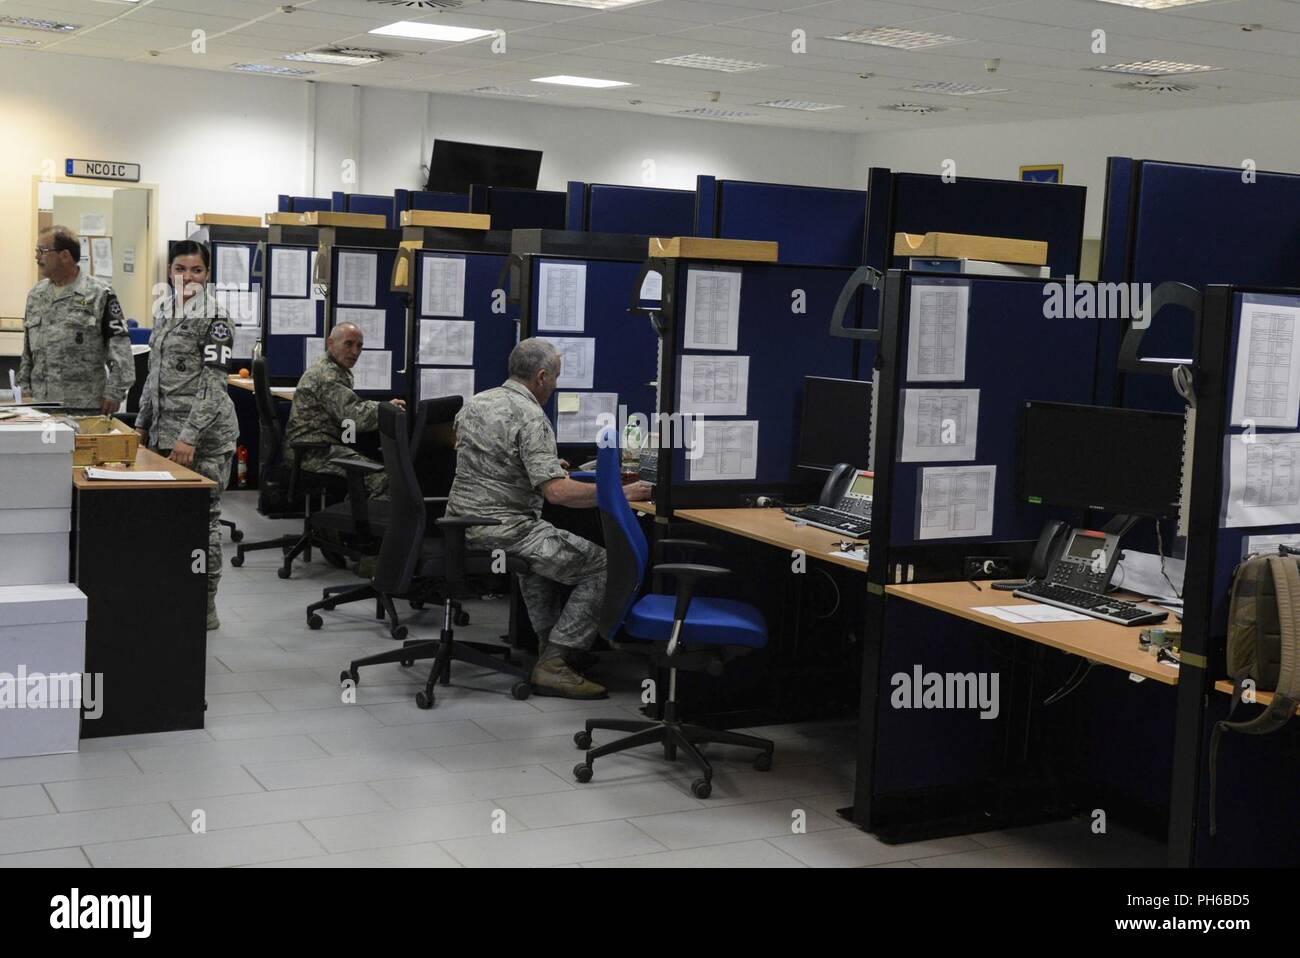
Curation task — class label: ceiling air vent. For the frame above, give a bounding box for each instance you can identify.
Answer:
[882,103,948,115]
[1115,78,1197,94]
[367,0,481,8]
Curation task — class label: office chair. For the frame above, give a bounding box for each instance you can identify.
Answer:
[229,356,348,578]
[306,397,453,639]
[571,429,774,799]
[338,403,533,706]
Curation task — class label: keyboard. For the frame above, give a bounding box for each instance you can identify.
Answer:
[784,505,871,540]
[1012,581,1169,627]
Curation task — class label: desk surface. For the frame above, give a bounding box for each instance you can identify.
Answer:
[675,507,869,574]
[74,447,214,491]
[887,582,1177,685]
[630,500,657,516]
[227,375,295,401]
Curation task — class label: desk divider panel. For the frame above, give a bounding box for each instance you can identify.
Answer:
[262,243,326,382]
[517,253,660,461]
[276,194,331,214]
[470,186,567,231]
[326,245,407,399]
[657,260,869,511]
[581,183,696,237]
[411,247,518,407]
[332,191,397,228]
[1172,284,1300,866]
[397,189,471,214]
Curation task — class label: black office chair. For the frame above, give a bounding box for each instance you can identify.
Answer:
[571,428,774,798]
[229,356,348,578]
[338,403,534,707]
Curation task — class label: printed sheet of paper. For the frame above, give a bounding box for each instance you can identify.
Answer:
[421,368,475,404]
[907,284,969,382]
[1231,299,1300,429]
[309,251,325,301]
[269,298,317,335]
[556,392,617,444]
[91,238,113,278]
[1245,533,1300,556]
[683,269,741,351]
[418,319,474,366]
[216,288,260,327]
[538,262,586,332]
[688,420,759,482]
[233,326,260,358]
[304,337,324,367]
[352,350,391,392]
[900,388,980,462]
[79,212,105,236]
[639,270,663,301]
[420,255,466,318]
[678,355,749,417]
[540,337,596,389]
[215,245,250,291]
[337,251,378,307]
[336,308,386,349]
[918,464,996,540]
[1225,432,1300,528]
[83,467,175,482]
[976,605,1090,624]
[271,247,309,298]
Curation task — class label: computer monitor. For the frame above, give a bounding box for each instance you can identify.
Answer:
[797,376,872,471]
[426,140,542,194]
[1018,401,1184,518]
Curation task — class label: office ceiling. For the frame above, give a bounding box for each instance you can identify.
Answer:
[4,0,1300,132]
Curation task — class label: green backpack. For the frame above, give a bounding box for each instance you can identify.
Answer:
[1209,549,1300,834]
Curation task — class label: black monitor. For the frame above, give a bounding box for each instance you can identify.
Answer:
[426,140,542,193]
[797,376,872,471]
[1018,401,1184,518]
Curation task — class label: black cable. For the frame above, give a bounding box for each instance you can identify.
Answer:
[1155,518,1182,599]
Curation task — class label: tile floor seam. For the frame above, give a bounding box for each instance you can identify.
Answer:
[620,816,673,854]
[757,837,815,867]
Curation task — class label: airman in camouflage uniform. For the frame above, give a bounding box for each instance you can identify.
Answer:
[19,227,134,414]
[285,322,404,499]
[446,338,651,699]
[136,243,238,630]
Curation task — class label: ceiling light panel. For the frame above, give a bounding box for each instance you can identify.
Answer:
[906,81,1010,96]
[511,0,655,8]
[531,75,632,87]
[369,21,496,42]
[1093,58,1220,74]
[655,54,769,73]
[826,27,967,50]
[755,99,844,111]
[1094,0,1214,9]
[0,34,42,46]
[672,108,757,119]
[230,63,316,76]
[470,85,551,97]
[283,51,384,65]
[0,15,79,33]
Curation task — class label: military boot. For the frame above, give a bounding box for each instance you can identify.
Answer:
[535,639,599,673]
[206,579,221,631]
[530,645,606,699]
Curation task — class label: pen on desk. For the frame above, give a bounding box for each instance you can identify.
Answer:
[968,579,982,591]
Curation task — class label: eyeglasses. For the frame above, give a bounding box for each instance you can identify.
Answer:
[35,246,53,255]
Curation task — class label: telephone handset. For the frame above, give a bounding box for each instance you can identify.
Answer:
[993,518,1068,590]
[818,464,874,518]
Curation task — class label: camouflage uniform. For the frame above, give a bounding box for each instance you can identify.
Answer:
[18,270,134,413]
[446,379,607,652]
[284,354,388,498]
[136,287,238,610]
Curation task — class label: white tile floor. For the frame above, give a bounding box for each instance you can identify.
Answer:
[0,492,1169,868]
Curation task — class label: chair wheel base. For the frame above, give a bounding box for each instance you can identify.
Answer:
[230,555,244,568]
[691,778,712,799]
[753,752,773,772]
[276,567,291,580]
[511,682,531,701]
[307,614,323,630]
[454,610,471,627]
[340,668,358,686]
[230,530,244,543]
[573,731,592,750]
[400,659,415,668]
[392,626,408,641]
[573,763,593,784]
[415,690,434,710]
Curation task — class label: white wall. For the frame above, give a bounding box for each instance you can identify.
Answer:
[0,49,857,318]
[853,99,1300,238]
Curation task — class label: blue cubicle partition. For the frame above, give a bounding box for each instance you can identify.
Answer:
[262,243,326,381]
[1099,159,1300,413]
[395,189,471,216]
[1173,285,1300,867]
[564,181,696,237]
[470,185,566,230]
[411,247,518,406]
[695,176,867,268]
[656,259,871,510]
[517,253,660,457]
[276,194,331,214]
[326,245,408,399]
[332,192,396,228]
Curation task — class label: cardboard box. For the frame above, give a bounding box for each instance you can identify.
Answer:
[70,416,138,466]
[894,232,1048,266]
[195,213,262,228]
[298,211,388,229]
[0,583,88,758]
[0,509,69,586]
[400,210,491,230]
[0,422,73,510]
[648,236,778,262]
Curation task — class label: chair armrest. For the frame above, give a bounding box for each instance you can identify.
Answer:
[435,516,503,585]
[435,516,501,530]
[424,496,450,504]
[654,538,723,561]
[653,562,730,654]
[290,441,330,452]
[328,456,384,473]
[286,442,330,501]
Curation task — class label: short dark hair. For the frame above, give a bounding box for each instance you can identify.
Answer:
[43,225,80,263]
[168,240,211,270]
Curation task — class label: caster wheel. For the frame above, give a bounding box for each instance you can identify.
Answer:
[691,779,712,799]
[511,682,532,701]
[276,567,291,580]
[307,614,323,630]
[415,690,434,710]
[339,668,358,686]
[753,752,773,772]
[230,555,244,568]
[400,659,414,668]
[573,763,593,784]
[392,626,408,641]
[231,530,244,543]
[573,731,592,750]
[454,610,471,627]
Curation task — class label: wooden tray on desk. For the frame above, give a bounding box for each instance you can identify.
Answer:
[70,416,138,466]
[74,447,214,490]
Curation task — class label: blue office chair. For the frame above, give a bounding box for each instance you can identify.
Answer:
[571,429,774,799]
